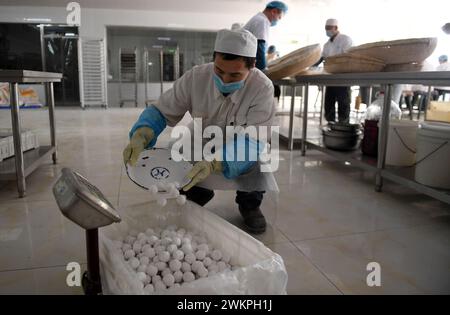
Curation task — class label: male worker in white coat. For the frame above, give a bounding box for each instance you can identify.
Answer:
[244,1,288,71]
[123,29,276,234]
[314,18,353,123]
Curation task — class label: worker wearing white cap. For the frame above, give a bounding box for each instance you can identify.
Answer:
[244,1,288,70]
[123,29,276,234]
[314,18,353,122]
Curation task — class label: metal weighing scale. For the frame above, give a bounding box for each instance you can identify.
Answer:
[53,168,121,295]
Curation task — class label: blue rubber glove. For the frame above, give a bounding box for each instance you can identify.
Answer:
[129,105,167,148]
[221,135,265,179]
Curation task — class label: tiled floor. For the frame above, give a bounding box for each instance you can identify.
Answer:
[0,107,449,294]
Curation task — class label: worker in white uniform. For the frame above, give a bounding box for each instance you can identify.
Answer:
[123,29,276,234]
[243,1,288,71]
[314,18,353,123]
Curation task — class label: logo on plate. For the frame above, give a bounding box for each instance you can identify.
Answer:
[150,167,170,180]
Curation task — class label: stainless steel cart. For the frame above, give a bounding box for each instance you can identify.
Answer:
[0,70,62,198]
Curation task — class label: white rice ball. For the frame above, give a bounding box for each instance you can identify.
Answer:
[195,250,206,261]
[184,253,196,264]
[139,256,150,266]
[161,268,172,277]
[167,244,178,253]
[137,264,147,273]
[197,266,208,278]
[152,275,161,284]
[169,259,182,272]
[172,249,184,261]
[132,242,142,253]
[163,273,175,287]
[146,264,158,276]
[203,257,212,267]
[147,235,159,245]
[155,261,167,271]
[181,262,191,272]
[152,256,160,263]
[124,235,136,244]
[122,243,132,252]
[181,243,193,254]
[142,245,155,258]
[173,270,183,283]
[191,261,204,272]
[129,257,140,269]
[172,237,182,247]
[155,245,166,254]
[137,271,147,283]
[124,249,135,260]
[149,185,158,195]
[161,237,172,246]
[176,195,186,205]
[158,251,171,262]
[211,249,222,261]
[182,271,195,283]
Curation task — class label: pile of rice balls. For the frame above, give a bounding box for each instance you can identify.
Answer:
[115,225,237,293]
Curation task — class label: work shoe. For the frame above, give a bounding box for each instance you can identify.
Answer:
[238,206,267,234]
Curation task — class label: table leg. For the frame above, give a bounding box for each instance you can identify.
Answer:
[301,84,309,156]
[320,86,325,126]
[288,85,296,151]
[46,82,57,164]
[10,83,26,198]
[375,84,392,192]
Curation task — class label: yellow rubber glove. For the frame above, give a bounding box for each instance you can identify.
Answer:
[182,160,223,191]
[123,127,155,166]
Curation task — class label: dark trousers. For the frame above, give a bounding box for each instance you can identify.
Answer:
[180,186,264,209]
[325,86,351,122]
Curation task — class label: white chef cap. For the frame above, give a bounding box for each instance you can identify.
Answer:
[214,29,257,58]
[325,18,338,26]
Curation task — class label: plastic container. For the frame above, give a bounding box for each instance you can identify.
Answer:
[415,122,450,189]
[362,119,379,157]
[99,199,287,295]
[386,120,418,166]
[427,101,450,123]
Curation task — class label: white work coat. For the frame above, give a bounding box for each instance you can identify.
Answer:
[154,63,276,133]
[322,33,353,58]
[244,12,271,42]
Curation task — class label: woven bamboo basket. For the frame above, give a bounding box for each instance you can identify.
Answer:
[267,44,321,80]
[383,62,424,72]
[348,37,437,65]
[324,53,385,73]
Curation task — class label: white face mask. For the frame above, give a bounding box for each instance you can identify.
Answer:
[326,30,335,38]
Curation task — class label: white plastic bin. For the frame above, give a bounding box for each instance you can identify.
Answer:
[99,199,287,295]
[415,122,450,189]
[386,120,418,166]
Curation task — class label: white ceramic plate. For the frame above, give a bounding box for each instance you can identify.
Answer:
[126,148,193,191]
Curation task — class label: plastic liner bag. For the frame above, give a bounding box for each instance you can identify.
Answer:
[364,93,402,121]
[99,199,287,295]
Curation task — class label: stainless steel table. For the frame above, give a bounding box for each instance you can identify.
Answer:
[0,70,62,198]
[274,71,450,205]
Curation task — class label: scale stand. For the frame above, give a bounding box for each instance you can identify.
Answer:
[53,168,121,295]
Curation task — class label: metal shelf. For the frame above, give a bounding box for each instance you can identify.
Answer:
[0,146,55,180]
[0,70,60,197]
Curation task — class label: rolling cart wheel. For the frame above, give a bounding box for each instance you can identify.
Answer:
[375,185,382,192]
[82,271,102,295]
